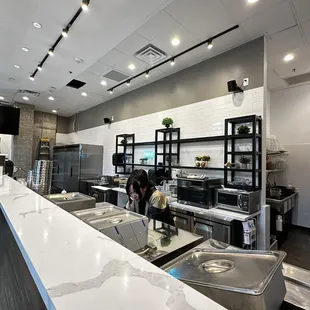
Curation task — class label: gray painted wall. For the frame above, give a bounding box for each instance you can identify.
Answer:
[57,116,69,134]
[69,37,264,132]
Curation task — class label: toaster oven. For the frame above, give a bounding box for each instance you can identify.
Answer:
[177,177,223,209]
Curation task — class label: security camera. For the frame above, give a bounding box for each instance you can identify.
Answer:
[227,80,243,93]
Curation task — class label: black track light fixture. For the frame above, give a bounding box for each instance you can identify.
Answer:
[146,71,150,78]
[48,48,54,56]
[109,89,114,94]
[29,1,90,80]
[170,58,175,66]
[29,74,35,81]
[82,0,90,11]
[207,40,213,49]
[62,27,69,38]
[126,80,131,86]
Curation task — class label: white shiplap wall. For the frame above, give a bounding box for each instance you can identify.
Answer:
[56,87,264,177]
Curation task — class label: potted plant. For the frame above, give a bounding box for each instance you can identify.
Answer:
[237,125,251,135]
[166,155,172,166]
[162,117,174,128]
[201,155,211,168]
[240,156,251,169]
[195,156,202,167]
[139,157,148,165]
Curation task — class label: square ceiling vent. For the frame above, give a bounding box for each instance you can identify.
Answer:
[66,79,86,89]
[103,70,130,82]
[135,44,167,65]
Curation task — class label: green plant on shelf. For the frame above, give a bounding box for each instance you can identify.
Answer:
[237,125,251,135]
[195,156,202,161]
[240,156,251,169]
[139,157,148,165]
[162,117,174,128]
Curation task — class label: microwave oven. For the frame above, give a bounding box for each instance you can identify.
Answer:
[215,188,261,214]
[177,177,223,209]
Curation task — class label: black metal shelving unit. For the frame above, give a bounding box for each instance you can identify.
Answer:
[155,128,181,178]
[115,134,135,174]
[224,115,262,191]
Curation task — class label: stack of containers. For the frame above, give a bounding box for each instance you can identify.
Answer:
[31,160,53,195]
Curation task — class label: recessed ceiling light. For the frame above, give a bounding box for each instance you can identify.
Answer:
[52,110,57,113]
[14,64,21,69]
[128,64,136,70]
[33,22,42,29]
[171,37,180,46]
[0,96,4,100]
[283,53,295,62]
[23,96,29,101]
[247,0,259,3]
[48,96,55,101]
[22,47,29,52]
[74,57,84,64]
[81,92,87,96]
[100,80,107,86]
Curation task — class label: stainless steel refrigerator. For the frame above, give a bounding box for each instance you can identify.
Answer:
[52,144,103,193]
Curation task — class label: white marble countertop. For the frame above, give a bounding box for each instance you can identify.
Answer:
[0,176,225,310]
[170,201,261,222]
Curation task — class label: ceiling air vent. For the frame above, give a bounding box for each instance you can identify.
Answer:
[103,70,130,82]
[18,90,40,97]
[66,79,86,89]
[135,44,167,65]
[284,73,310,86]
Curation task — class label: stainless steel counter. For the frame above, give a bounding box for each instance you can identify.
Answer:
[137,220,203,267]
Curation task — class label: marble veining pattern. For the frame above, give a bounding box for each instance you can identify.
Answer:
[0,176,226,310]
[48,259,197,310]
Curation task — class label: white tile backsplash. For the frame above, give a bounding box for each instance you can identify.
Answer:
[57,87,264,175]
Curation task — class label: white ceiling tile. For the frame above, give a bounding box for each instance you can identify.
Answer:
[86,61,111,77]
[273,50,310,77]
[293,0,310,23]
[112,56,149,77]
[302,20,310,43]
[267,26,305,63]
[98,49,128,67]
[164,0,236,41]
[241,1,296,38]
[221,0,284,23]
[115,33,150,56]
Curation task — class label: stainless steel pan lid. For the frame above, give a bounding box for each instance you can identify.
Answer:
[164,249,286,295]
[88,212,145,230]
